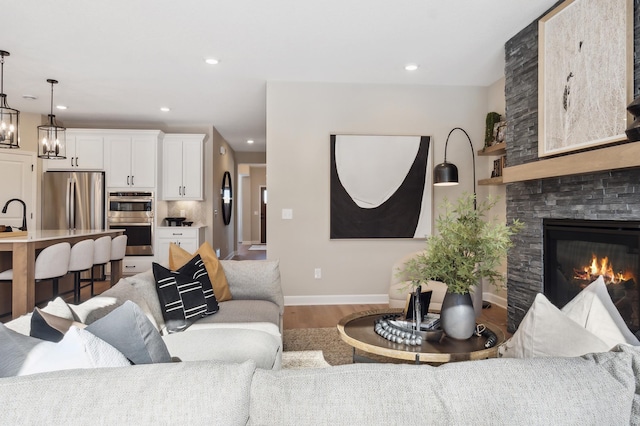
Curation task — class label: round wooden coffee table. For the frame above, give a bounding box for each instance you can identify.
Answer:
[337,309,505,364]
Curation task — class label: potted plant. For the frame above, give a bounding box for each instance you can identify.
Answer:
[404,193,523,339]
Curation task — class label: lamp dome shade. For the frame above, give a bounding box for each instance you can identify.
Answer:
[433,162,459,186]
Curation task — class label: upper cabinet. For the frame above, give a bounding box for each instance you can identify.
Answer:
[161,134,204,200]
[43,129,104,171]
[105,131,162,190]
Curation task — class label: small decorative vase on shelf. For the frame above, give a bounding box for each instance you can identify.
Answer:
[441,291,475,340]
[626,97,640,141]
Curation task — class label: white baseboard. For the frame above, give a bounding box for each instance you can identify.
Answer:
[284,293,507,309]
[482,293,507,309]
[284,294,389,306]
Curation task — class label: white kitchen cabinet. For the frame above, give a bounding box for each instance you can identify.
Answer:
[121,257,155,276]
[105,130,162,189]
[106,255,154,277]
[43,129,104,171]
[0,150,36,232]
[156,226,205,264]
[161,134,204,200]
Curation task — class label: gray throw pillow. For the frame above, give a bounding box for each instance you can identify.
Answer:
[85,301,171,364]
[0,322,43,377]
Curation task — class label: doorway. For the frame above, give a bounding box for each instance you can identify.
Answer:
[260,186,267,244]
[236,163,266,246]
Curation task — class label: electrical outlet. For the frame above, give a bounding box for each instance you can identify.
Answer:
[314,268,321,279]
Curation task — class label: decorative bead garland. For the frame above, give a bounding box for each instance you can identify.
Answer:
[375,315,498,348]
[374,315,423,346]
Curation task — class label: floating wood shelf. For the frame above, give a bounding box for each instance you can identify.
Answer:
[502,141,640,183]
[478,176,504,185]
[477,142,506,156]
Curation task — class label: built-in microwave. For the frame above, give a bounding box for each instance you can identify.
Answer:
[107,192,154,256]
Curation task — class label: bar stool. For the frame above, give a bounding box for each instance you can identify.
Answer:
[0,242,71,307]
[67,239,95,304]
[90,236,111,297]
[110,235,127,284]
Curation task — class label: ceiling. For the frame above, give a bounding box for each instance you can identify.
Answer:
[1,1,556,153]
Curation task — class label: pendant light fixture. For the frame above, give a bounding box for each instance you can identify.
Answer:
[0,50,19,149]
[38,79,66,159]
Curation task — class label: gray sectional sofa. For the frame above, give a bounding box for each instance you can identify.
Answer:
[3,259,640,424]
[4,259,285,370]
[1,345,639,425]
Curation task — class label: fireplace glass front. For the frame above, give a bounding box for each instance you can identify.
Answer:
[543,219,640,334]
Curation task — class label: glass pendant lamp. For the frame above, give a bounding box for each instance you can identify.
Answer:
[38,79,66,159]
[0,50,19,149]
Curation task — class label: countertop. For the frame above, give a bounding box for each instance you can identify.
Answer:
[156,225,206,229]
[0,228,122,243]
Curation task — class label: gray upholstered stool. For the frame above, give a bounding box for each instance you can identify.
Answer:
[68,239,95,303]
[0,242,71,309]
[90,236,111,297]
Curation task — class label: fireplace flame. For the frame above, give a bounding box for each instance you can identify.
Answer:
[574,254,633,285]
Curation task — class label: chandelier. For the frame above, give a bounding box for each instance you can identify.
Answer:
[0,50,19,149]
[38,79,66,159]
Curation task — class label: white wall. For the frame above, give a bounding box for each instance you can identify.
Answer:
[266,81,489,305]
[478,77,508,307]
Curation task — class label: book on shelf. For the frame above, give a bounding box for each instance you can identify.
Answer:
[491,155,507,178]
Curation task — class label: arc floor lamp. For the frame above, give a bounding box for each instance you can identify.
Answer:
[433,127,477,210]
[433,127,489,309]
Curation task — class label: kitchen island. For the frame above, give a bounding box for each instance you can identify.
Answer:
[0,229,124,319]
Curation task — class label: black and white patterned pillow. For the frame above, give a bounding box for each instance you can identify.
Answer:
[175,254,219,315]
[152,254,218,332]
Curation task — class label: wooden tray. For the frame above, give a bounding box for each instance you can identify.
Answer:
[0,231,28,238]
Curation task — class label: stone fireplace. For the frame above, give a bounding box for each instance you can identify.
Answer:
[503,1,640,332]
[543,219,640,334]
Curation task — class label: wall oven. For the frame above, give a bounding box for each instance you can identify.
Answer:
[107,191,154,256]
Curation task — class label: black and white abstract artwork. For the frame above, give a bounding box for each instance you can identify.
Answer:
[330,134,433,239]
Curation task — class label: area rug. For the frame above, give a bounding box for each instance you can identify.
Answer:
[283,327,415,366]
[283,327,353,366]
[282,350,331,369]
[248,245,267,251]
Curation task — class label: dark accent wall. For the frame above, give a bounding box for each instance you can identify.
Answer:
[504,1,640,332]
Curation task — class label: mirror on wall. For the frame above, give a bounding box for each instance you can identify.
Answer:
[221,171,233,225]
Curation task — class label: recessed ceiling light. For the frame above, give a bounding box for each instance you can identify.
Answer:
[247,139,254,144]
[160,107,170,112]
[22,94,37,100]
[56,105,67,110]
[404,63,419,71]
[205,58,220,65]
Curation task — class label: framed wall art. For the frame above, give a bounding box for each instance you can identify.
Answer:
[330,134,433,239]
[538,0,633,157]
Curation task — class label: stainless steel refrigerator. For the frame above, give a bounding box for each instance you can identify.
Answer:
[41,171,105,230]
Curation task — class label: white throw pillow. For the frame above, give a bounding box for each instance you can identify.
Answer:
[18,326,130,376]
[500,293,611,358]
[561,276,640,347]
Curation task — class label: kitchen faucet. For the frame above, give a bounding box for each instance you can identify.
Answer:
[2,198,27,231]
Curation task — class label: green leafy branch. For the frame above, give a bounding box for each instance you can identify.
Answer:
[403,193,523,295]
